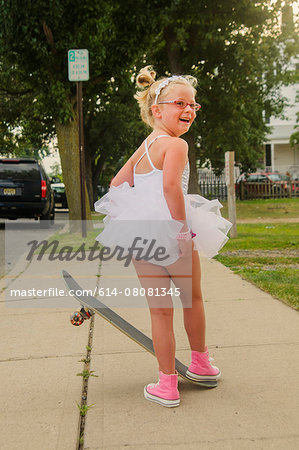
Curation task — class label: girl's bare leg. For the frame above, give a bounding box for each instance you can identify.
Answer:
[183,250,206,351]
[149,307,175,374]
[133,259,176,374]
[166,247,206,352]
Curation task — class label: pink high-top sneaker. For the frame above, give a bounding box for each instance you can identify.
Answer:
[144,371,180,408]
[186,348,221,381]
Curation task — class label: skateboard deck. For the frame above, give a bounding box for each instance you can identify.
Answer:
[63,270,217,388]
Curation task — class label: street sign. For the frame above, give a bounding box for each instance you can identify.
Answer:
[68,49,89,82]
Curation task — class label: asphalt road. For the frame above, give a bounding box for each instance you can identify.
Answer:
[0,210,68,276]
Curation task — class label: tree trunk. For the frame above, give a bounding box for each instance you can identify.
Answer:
[84,143,94,210]
[55,116,92,224]
[164,26,184,74]
[83,123,95,210]
[92,151,109,204]
[184,133,200,194]
[164,26,200,194]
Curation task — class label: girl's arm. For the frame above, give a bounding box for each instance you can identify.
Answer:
[162,138,188,228]
[110,158,134,187]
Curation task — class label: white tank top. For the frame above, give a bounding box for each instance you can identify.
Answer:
[133,135,189,194]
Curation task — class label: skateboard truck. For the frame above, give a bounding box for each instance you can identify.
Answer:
[70,306,95,326]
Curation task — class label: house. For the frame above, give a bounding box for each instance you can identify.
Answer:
[264,61,299,177]
[264,2,299,178]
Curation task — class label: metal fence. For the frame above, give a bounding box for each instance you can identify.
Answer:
[197,170,229,200]
[199,181,228,200]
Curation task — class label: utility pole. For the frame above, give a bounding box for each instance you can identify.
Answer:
[68,49,89,237]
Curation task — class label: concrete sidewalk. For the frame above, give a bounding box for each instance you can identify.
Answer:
[0,252,101,450]
[0,252,299,449]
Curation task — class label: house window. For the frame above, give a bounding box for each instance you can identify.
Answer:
[265,144,272,167]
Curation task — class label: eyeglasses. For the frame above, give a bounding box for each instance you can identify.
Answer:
[158,100,201,111]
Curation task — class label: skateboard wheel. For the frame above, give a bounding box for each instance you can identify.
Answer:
[70,311,85,326]
[80,307,94,319]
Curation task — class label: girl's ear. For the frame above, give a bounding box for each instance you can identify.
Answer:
[151,104,162,119]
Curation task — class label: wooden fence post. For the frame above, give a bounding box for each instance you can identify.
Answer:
[225,151,237,238]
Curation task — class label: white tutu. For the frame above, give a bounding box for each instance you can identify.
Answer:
[94,180,232,266]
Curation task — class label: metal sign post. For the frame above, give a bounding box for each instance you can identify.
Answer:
[225,151,237,238]
[68,49,89,237]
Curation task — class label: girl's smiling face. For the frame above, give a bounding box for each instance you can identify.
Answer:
[153,84,197,137]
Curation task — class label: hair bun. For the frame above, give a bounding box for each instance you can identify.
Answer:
[136,65,156,88]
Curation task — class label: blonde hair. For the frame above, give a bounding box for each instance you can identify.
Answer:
[134,65,197,128]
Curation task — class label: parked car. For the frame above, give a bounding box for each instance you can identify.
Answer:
[287,173,299,195]
[51,176,62,184]
[0,158,55,228]
[236,172,288,199]
[51,182,68,209]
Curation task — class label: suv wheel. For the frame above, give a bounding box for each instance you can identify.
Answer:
[40,203,55,228]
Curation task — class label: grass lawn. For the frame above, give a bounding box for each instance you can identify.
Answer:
[220,198,299,220]
[216,223,299,311]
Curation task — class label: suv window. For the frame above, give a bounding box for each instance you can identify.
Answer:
[0,162,41,181]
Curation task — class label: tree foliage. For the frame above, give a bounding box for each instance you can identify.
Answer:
[0,0,159,215]
[84,72,147,204]
[141,0,297,177]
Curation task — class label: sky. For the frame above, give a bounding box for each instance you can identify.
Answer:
[41,146,61,175]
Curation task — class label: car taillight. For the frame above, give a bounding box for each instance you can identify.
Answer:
[41,180,47,198]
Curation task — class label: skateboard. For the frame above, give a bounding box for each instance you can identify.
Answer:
[63,270,217,388]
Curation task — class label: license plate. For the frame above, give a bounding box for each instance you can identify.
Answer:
[55,203,62,207]
[3,188,16,195]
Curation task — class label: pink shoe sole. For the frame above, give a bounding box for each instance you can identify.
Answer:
[144,386,180,408]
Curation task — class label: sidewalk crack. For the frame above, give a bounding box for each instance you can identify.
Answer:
[76,315,95,450]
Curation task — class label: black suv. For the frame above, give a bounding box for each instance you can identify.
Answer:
[0,158,55,228]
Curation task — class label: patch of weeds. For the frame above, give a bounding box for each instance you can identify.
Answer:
[79,433,84,445]
[76,402,95,417]
[79,358,91,364]
[77,369,99,380]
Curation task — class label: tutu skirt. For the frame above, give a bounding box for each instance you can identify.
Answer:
[94,181,232,266]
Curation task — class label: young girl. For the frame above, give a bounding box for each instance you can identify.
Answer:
[95,66,231,408]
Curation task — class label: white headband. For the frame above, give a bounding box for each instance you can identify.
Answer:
[154,75,185,104]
